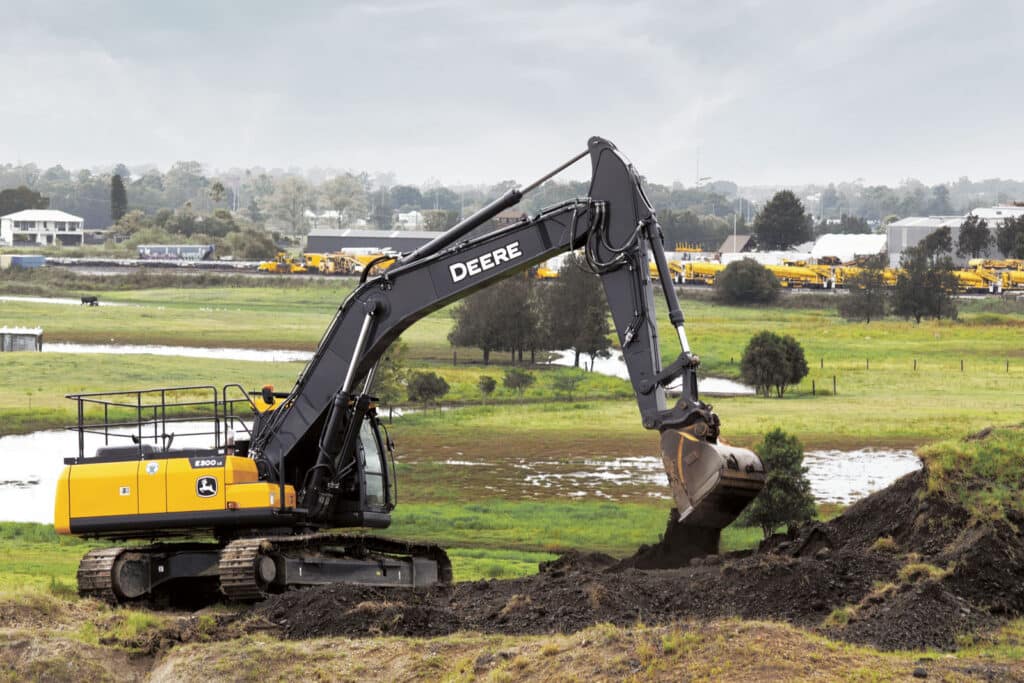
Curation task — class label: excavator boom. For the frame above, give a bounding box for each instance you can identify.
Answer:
[247,136,765,539]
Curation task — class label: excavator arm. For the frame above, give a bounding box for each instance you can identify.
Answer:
[249,136,764,540]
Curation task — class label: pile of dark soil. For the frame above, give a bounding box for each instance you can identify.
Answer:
[253,457,1024,652]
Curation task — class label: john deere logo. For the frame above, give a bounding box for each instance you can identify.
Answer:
[196,476,218,498]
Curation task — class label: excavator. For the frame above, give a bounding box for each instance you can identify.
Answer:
[54,137,766,603]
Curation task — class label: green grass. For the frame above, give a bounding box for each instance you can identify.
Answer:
[919,426,1024,521]
[389,500,762,557]
[0,522,94,592]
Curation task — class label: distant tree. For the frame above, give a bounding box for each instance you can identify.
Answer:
[496,275,542,364]
[202,208,240,238]
[503,367,535,397]
[422,209,460,232]
[920,226,952,257]
[320,174,368,229]
[110,210,152,240]
[110,174,128,223]
[477,375,497,401]
[552,372,585,400]
[740,331,808,398]
[223,229,278,260]
[246,196,263,224]
[389,185,423,210]
[714,258,780,305]
[996,215,1024,259]
[268,177,312,236]
[448,287,507,365]
[209,181,226,205]
[837,256,888,323]
[892,244,958,323]
[739,428,817,538]
[928,184,954,215]
[0,186,49,216]
[753,190,812,249]
[540,253,611,368]
[957,215,992,259]
[407,371,449,407]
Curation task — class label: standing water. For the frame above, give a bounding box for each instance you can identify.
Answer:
[549,349,755,396]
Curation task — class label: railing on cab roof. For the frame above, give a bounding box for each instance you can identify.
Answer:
[65,384,261,460]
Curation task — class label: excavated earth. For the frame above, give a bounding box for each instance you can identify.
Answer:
[251,464,1024,652]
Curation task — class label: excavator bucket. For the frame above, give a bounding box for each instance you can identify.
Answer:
[660,424,766,530]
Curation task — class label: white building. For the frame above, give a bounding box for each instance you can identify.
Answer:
[0,209,85,246]
[396,210,424,229]
[970,205,1024,225]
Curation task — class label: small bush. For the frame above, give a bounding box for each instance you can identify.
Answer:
[477,375,497,399]
[406,371,450,405]
[738,428,816,538]
[503,368,535,396]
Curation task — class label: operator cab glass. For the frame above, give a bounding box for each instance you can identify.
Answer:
[358,417,388,509]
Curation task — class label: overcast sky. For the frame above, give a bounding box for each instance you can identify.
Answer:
[1,1,1020,187]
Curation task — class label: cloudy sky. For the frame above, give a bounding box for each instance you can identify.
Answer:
[1,1,1020,186]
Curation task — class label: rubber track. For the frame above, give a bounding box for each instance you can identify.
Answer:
[76,547,125,603]
[218,532,452,602]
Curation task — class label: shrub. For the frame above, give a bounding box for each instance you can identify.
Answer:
[503,368,535,396]
[406,371,449,405]
[478,375,497,400]
[714,258,780,305]
[740,331,808,398]
[551,372,584,400]
[739,428,817,537]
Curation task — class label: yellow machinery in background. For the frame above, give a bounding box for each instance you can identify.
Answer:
[258,252,308,274]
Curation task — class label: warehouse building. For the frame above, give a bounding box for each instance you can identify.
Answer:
[886,205,1022,266]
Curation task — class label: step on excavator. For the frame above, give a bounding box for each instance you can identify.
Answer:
[54,137,766,603]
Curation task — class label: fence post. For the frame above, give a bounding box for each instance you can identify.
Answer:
[961,359,964,372]
[812,380,816,396]
[833,375,837,395]
[1008,360,1011,373]
[820,357,824,369]
[866,358,869,370]
[914,358,917,371]
[453,350,457,366]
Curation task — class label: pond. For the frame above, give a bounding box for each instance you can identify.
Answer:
[1,420,920,523]
[43,343,311,363]
[548,349,755,396]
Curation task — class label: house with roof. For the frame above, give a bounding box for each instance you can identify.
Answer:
[0,209,85,246]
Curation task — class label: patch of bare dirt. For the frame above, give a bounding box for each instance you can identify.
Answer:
[252,457,1024,652]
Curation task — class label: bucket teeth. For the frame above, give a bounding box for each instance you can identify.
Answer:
[660,425,766,530]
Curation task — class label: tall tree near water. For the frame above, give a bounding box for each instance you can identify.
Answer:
[753,190,812,249]
[541,253,612,368]
[110,174,128,223]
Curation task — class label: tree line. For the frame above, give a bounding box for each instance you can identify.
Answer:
[447,254,611,368]
[1,156,1017,242]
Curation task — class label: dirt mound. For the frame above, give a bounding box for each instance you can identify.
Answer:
[257,585,461,639]
[252,462,1024,652]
